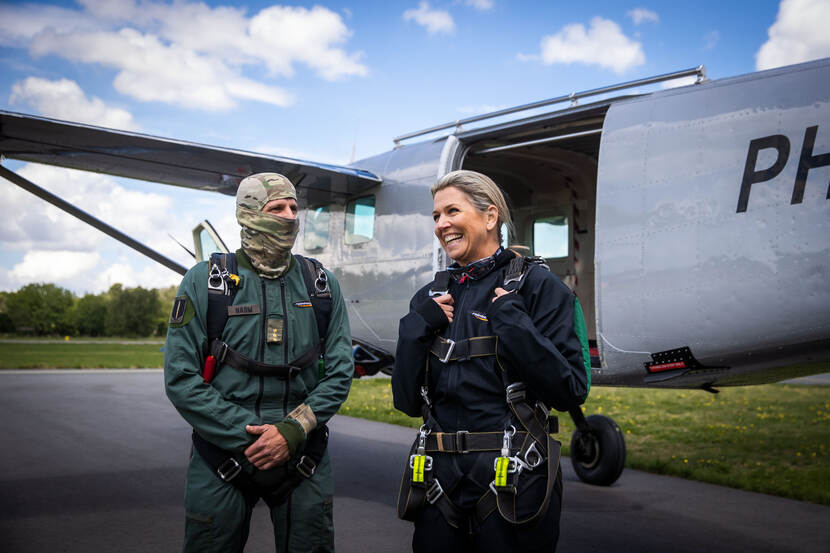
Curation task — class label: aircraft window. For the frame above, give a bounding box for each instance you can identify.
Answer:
[199,228,222,258]
[533,216,569,258]
[345,195,375,244]
[304,206,331,251]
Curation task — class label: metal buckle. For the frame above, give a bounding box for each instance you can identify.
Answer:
[409,454,434,472]
[505,382,526,403]
[522,441,545,469]
[296,455,317,478]
[215,342,229,364]
[426,479,444,504]
[439,339,455,363]
[216,457,241,482]
[489,480,517,495]
[492,457,520,474]
[455,430,469,453]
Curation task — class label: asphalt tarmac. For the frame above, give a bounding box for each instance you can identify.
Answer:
[1,370,827,553]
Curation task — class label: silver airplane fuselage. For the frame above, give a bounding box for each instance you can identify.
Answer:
[294,57,830,389]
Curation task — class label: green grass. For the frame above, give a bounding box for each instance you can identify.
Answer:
[341,379,830,505]
[0,342,165,368]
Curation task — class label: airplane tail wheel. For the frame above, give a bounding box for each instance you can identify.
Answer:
[570,414,626,486]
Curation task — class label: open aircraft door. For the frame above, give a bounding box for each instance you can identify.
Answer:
[192,220,229,263]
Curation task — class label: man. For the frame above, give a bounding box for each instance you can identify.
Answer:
[164,172,353,553]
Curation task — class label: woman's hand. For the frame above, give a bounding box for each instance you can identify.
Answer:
[432,293,454,323]
[492,287,510,302]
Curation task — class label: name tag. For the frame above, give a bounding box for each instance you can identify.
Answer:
[228,304,261,316]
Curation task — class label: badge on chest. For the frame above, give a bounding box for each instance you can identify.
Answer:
[266,318,284,343]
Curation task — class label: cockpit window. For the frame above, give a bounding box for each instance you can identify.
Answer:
[345,195,375,245]
[533,216,569,258]
[304,206,331,251]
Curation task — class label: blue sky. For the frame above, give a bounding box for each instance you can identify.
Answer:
[1,0,828,295]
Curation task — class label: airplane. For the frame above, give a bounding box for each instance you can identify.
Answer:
[1,56,828,487]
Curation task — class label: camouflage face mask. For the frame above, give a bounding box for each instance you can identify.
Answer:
[236,173,300,278]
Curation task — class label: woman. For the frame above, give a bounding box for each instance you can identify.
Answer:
[393,170,590,553]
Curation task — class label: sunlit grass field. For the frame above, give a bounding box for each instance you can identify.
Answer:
[342,379,830,506]
[0,341,165,368]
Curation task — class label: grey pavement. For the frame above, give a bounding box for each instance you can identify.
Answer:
[0,371,828,553]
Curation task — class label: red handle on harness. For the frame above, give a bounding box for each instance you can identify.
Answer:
[202,355,217,383]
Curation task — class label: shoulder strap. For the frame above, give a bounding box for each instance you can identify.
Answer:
[294,254,332,342]
[207,252,238,343]
[429,271,451,297]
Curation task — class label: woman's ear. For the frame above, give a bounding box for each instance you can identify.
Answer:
[485,205,499,231]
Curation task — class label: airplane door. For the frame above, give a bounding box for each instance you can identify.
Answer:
[192,220,230,262]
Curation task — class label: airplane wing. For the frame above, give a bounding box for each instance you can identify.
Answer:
[0,110,381,205]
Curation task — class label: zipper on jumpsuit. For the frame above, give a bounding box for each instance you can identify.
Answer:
[449,276,471,432]
[279,276,293,553]
[256,280,267,418]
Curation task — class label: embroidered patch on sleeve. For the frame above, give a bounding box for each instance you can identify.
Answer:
[169,295,195,328]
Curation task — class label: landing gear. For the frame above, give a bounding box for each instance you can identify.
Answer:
[568,408,626,486]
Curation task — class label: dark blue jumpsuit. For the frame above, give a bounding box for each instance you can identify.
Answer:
[393,248,590,553]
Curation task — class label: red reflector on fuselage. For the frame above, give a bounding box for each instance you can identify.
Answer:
[647,361,687,373]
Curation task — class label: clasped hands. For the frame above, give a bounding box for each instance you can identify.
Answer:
[244,424,289,470]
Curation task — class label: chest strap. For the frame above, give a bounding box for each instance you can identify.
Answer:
[430,336,497,363]
[210,339,320,378]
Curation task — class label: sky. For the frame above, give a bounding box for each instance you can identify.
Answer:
[1,0,829,296]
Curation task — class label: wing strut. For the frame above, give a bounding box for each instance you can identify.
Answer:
[0,164,188,276]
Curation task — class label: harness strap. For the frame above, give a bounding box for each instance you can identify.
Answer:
[483,434,562,525]
[429,271,451,297]
[429,336,497,363]
[425,431,529,453]
[209,338,321,378]
[192,425,329,508]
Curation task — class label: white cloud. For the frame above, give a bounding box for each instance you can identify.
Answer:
[464,0,494,11]
[0,1,367,111]
[522,17,645,74]
[627,8,659,25]
[9,77,138,130]
[10,251,102,283]
[703,30,720,51]
[756,0,830,70]
[404,2,456,35]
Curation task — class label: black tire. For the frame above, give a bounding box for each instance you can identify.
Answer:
[570,414,626,486]
[380,365,394,376]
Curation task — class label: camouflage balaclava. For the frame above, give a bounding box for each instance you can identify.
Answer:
[236,172,300,278]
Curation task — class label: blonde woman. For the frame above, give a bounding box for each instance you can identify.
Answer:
[393,170,590,552]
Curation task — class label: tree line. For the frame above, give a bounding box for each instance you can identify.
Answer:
[0,283,178,337]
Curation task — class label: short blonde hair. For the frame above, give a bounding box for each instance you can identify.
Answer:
[431,170,514,243]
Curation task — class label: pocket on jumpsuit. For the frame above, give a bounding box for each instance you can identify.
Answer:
[311,495,334,551]
[185,510,216,548]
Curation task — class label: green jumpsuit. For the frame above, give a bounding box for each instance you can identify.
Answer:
[164,249,353,553]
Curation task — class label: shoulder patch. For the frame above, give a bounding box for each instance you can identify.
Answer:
[169,295,195,328]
